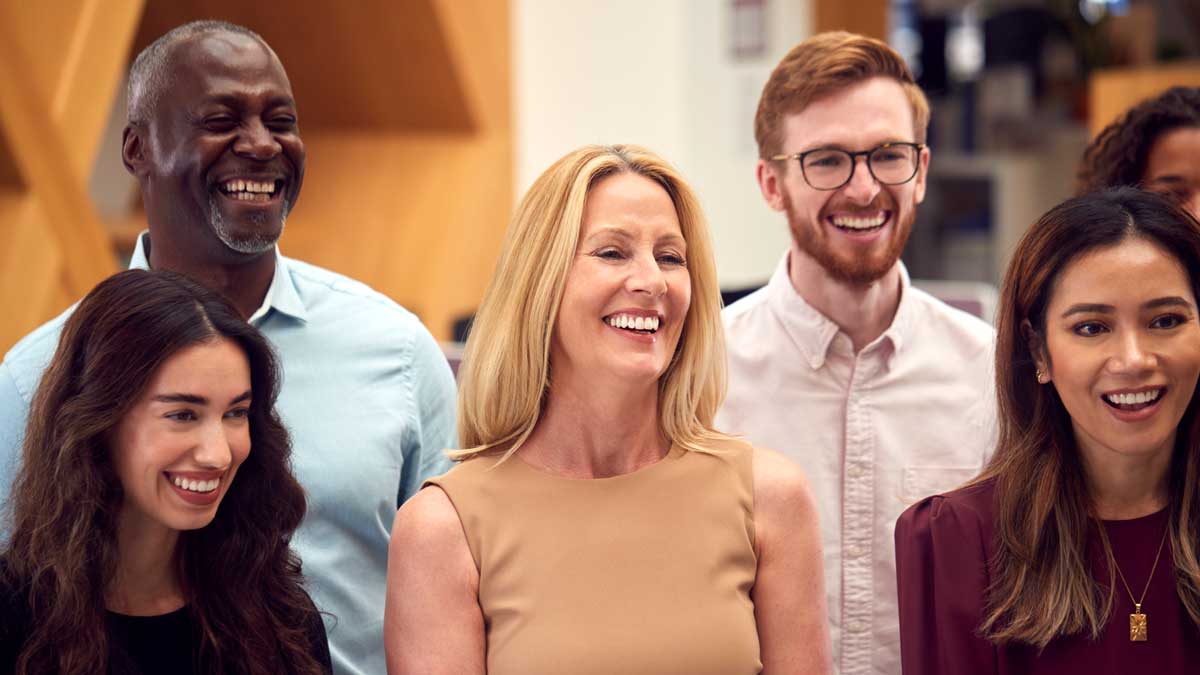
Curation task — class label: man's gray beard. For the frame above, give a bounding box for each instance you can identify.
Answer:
[208,193,290,255]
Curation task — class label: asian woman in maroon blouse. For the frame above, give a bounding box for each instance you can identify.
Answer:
[895,187,1200,674]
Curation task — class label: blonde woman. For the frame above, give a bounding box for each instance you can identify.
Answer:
[383,145,829,674]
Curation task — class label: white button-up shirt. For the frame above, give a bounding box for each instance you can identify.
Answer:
[716,253,997,675]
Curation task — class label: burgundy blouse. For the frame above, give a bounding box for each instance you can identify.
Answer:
[895,479,1200,674]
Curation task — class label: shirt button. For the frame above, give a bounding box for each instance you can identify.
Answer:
[846,464,864,478]
[846,621,868,633]
[846,544,865,558]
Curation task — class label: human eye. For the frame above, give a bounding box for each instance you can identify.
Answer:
[592,247,625,261]
[268,113,297,131]
[224,407,251,421]
[165,409,199,422]
[804,151,846,169]
[1072,321,1108,337]
[203,115,237,132]
[1150,313,1189,330]
[873,149,906,163]
[657,251,687,266]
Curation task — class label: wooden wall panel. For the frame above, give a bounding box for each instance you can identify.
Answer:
[52,0,145,179]
[0,0,126,353]
[0,131,22,189]
[0,19,118,296]
[1,0,510,351]
[814,0,888,40]
[0,195,67,350]
[132,0,476,131]
[1089,63,1200,136]
[281,132,510,338]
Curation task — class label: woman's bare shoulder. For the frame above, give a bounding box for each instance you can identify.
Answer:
[752,446,816,512]
[390,485,471,565]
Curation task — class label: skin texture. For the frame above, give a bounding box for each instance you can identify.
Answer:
[756,76,930,351]
[108,337,252,615]
[385,172,830,673]
[1144,126,1200,219]
[122,31,306,318]
[1034,238,1200,520]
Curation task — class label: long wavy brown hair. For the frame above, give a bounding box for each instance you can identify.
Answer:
[2,269,325,674]
[1076,86,1200,194]
[978,187,1200,647]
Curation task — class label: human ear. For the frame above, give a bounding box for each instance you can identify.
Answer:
[1021,318,1050,383]
[756,159,786,212]
[121,125,147,177]
[913,145,931,204]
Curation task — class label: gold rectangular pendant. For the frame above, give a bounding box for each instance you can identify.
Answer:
[1130,612,1147,641]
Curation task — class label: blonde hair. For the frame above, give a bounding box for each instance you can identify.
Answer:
[455,144,729,460]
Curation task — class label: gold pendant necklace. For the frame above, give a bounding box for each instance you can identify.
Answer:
[1112,523,1169,642]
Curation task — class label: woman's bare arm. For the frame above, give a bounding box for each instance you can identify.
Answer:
[751,446,831,674]
[385,486,486,675]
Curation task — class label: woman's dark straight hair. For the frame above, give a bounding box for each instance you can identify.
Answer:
[2,269,325,674]
[976,186,1200,646]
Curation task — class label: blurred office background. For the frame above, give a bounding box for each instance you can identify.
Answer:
[1,0,1198,353]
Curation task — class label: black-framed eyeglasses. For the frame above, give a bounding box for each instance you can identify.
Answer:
[769,142,926,191]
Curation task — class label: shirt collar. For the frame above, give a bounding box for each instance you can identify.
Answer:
[765,250,915,370]
[129,231,308,325]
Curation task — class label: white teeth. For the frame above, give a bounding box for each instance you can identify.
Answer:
[171,475,219,493]
[222,179,276,196]
[1105,389,1162,406]
[832,214,886,230]
[606,314,660,333]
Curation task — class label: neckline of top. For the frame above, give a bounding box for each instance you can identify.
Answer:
[511,443,686,483]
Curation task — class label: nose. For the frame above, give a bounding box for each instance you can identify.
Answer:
[233,118,281,161]
[625,251,668,297]
[1106,330,1157,376]
[193,420,234,469]
[841,155,881,205]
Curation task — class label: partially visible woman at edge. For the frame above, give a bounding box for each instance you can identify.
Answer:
[384,144,829,674]
[0,269,331,674]
[1077,86,1200,217]
[895,187,1200,674]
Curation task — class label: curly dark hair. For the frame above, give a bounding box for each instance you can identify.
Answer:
[1077,86,1200,194]
[2,269,325,675]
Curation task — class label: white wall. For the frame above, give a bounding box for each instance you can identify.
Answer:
[514,0,811,288]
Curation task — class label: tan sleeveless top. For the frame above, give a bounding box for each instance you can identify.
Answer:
[426,437,762,675]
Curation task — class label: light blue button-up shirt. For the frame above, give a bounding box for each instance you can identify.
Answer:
[0,234,457,675]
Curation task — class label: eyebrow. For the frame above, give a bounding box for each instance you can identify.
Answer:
[1148,175,1186,185]
[153,390,253,406]
[1060,296,1194,318]
[202,94,297,110]
[583,226,632,243]
[583,226,686,247]
[799,140,914,153]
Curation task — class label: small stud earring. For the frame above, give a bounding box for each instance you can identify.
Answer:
[1036,369,1048,384]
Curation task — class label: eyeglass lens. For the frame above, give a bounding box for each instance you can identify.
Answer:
[801,145,919,189]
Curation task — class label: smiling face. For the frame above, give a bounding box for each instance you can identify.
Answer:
[110,337,253,538]
[1144,126,1200,219]
[1038,237,1200,470]
[551,171,692,391]
[758,77,929,286]
[136,31,305,259]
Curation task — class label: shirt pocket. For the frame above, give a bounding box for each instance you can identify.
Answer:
[901,466,980,503]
